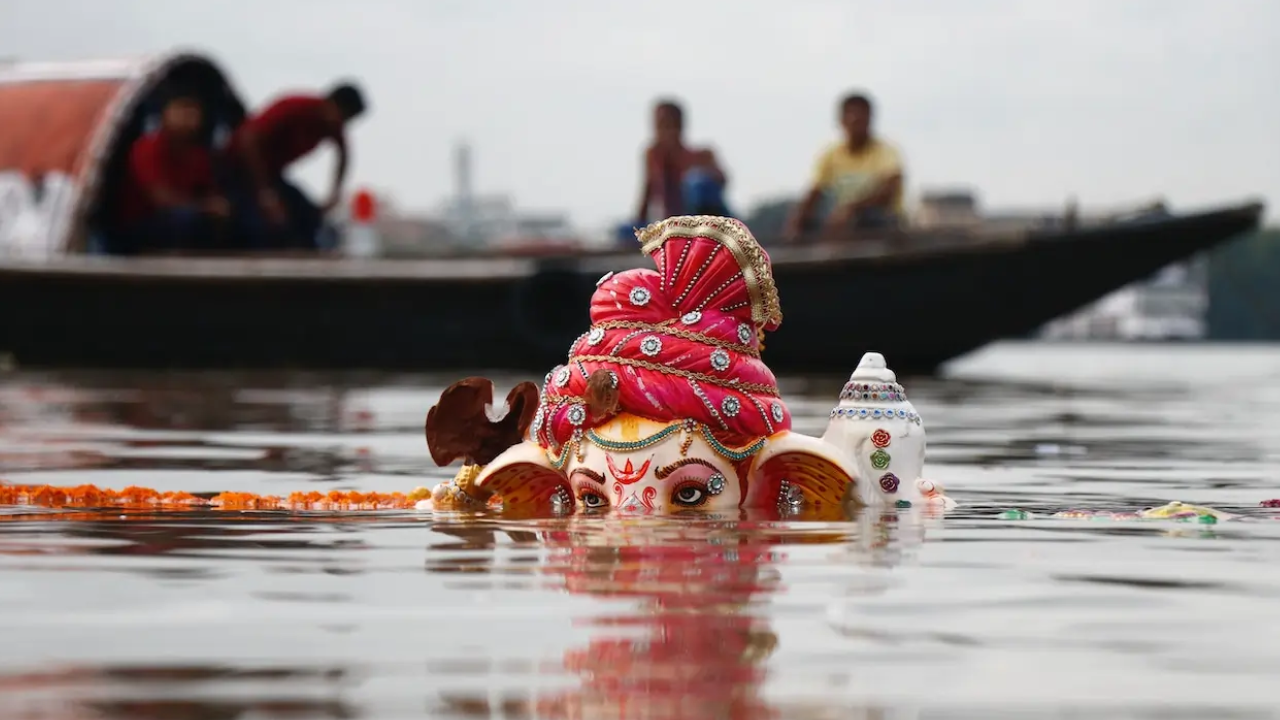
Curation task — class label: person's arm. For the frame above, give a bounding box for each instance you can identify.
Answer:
[846,145,904,214]
[787,188,823,237]
[131,141,187,210]
[784,150,831,241]
[822,175,897,235]
[236,126,274,195]
[824,146,904,232]
[692,147,727,187]
[143,182,186,210]
[634,147,654,225]
[192,152,230,217]
[322,130,348,212]
[837,173,901,217]
[235,125,287,224]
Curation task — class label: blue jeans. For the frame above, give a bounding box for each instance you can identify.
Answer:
[622,171,732,246]
[682,170,730,216]
[221,167,324,250]
[815,193,901,230]
[851,206,900,230]
[120,206,221,254]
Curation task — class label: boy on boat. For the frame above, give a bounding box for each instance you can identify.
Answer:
[116,89,231,254]
[222,82,367,251]
[784,92,904,241]
[633,99,731,228]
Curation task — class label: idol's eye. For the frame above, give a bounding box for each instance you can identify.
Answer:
[579,491,608,510]
[672,483,707,507]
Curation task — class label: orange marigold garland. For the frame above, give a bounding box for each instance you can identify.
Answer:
[0,483,432,512]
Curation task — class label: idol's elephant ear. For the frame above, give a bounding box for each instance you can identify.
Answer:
[473,442,573,515]
[744,431,861,515]
[425,377,540,466]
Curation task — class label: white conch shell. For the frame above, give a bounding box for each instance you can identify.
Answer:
[850,351,896,383]
[823,351,952,509]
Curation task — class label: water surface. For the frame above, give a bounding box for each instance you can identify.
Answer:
[3,342,1280,719]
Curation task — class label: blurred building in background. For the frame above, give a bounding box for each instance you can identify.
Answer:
[1205,228,1280,341]
[335,140,576,256]
[1040,259,1208,341]
[911,190,1211,342]
[914,190,981,231]
[435,140,573,250]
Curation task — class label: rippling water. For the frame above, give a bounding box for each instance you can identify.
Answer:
[3,342,1280,719]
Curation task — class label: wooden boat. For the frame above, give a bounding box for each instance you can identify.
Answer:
[0,50,1266,374]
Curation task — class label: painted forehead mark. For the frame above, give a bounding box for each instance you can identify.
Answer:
[606,455,652,485]
[655,457,718,480]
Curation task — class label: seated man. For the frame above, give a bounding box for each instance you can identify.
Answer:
[116,90,230,254]
[222,82,367,251]
[784,92,904,241]
[634,99,730,228]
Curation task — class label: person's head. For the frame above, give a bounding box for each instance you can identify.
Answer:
[327,82,367,123]
[653,99,684,147]
[159,90,204,139]
[839,92,874,144]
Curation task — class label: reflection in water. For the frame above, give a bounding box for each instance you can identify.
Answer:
[0,360,1264,484]
[0,664,358,719]
[5,347,1280,717]
[429,511,931,719]
[0,372,347,433]
[0,508,934,720]
[0,510,394,565]
[0,373,403,478]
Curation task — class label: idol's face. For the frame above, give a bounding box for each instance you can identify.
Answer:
[472,416,865,519]
[565,416,742,515]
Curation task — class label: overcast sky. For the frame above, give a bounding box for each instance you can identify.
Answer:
[3,0,1277,228]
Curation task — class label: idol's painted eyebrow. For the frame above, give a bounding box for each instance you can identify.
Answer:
[655,457,717,480]
[571,468,605,485]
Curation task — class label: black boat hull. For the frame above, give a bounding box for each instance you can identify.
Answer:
[0,201,1264,375]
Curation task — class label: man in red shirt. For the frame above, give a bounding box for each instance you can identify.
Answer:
[223,82,367,250]
[116,90,230,254]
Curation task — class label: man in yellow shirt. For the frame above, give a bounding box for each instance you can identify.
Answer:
[784,92,904,241]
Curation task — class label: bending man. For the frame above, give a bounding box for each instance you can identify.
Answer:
[224,82,367,250]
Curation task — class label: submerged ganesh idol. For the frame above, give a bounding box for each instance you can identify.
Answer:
[424,215,954,516]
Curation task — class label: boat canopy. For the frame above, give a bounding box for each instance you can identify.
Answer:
[0,51,246,258]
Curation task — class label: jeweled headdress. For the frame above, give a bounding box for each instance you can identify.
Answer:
[532,215,789,452]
